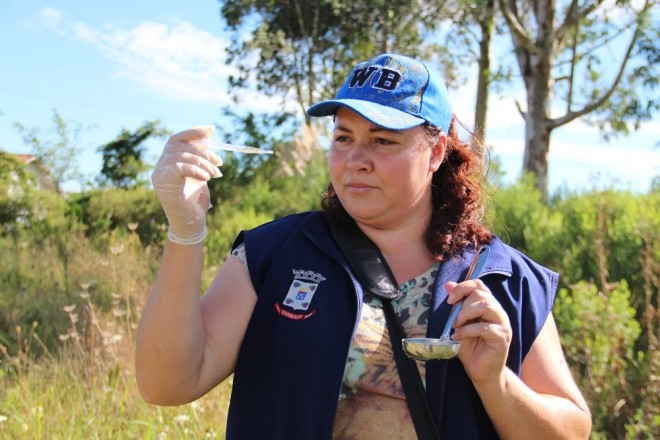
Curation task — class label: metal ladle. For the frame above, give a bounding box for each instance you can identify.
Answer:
[402,244,490,361]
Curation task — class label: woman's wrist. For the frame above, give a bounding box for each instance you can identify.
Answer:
[167,226,207,245]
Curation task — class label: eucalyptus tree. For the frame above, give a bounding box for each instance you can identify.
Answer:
[219,0,453,119]
[469,0,497,144]
[442,0,500,157]
[497,0,658,199]
[218,0,515,176]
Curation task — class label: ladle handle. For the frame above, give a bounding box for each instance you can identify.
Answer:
[440,245,490,339]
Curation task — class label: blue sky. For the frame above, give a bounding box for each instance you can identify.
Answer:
[1,0,658,193]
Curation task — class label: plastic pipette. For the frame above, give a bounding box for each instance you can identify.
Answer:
[197,139,273,155]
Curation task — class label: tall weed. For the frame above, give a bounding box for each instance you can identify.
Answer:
[0,228,233,439]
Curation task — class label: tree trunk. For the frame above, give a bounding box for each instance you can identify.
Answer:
[473,0,495,164]
[522,43,554,199]
[523,77,552,200]
[503,0,555,200]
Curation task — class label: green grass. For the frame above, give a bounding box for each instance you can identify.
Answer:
[0,358,233,439]
[0,229,233,439]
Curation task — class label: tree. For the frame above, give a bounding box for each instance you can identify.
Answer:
[471,0,496,146]
[218,0,528,181]
[98,121,169,189]
[218,0,472,206]
[442,0,504,162]
[14,109,89,189]
[219,0,453,119]
[498,0,658,199]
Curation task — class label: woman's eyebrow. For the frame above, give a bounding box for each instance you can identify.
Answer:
[370,126,403,134]
[333,124,351,133]
[333,124,402,135]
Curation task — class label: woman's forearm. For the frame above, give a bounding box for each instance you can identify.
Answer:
[135,241,207,405]
[475,369,592,440]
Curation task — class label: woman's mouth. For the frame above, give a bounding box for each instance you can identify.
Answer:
[345,182,374,193]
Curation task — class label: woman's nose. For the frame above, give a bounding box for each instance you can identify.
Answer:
[346,142,372,172]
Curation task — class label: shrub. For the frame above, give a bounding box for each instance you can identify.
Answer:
[67,187,166,247]
[554,281,642,437]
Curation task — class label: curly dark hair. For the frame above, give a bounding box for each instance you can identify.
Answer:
[321,116,493,263]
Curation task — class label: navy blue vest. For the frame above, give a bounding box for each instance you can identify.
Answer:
[226,211,556,439]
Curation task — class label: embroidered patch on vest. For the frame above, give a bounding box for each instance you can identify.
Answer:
[274,269,326,320]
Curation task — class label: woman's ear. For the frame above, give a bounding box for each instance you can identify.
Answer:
[429,133,447,173]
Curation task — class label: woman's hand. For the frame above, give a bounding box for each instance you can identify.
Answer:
[151,126,223,245]
[445,280,512,384]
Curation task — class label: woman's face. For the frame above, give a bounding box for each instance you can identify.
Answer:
[329,107,446,230]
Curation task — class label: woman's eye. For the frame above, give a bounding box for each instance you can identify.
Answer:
[334,135,350,143]
[375,137,395,145]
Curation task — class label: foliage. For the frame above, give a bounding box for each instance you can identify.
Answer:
[218,0,658,202]
[2,2,657,433]
[487,173,564,264]
[0,234,232,438]
[2,117,659,437]
[444,0,501,141]
[210,112,330,220]
[554,281,643,437]
[67,187,167,247]
[584,3,660,138]
[488,176,660,437]
[0,225,142,355]
[550,187,660,307]
[497,0,658,199]
[98,121,170,189]
[490,176,660,302]
[0,178,658,437]
[204,206,274,276]
[209,110,298,206]
[13,109,90,189]
[219,0,453,116]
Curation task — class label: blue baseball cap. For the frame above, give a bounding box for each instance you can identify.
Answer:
[306,53,452,133]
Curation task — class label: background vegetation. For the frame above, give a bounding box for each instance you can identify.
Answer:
[1,134,659,438]
[1,1,658,438]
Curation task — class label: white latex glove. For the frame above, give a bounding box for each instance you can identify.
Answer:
[151,126,223,245]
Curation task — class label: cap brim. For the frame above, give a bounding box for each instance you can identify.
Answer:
[307,99,425,130]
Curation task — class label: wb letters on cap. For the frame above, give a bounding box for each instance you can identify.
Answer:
[349,66,402,91]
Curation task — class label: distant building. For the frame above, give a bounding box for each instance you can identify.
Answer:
[8,153,60,193]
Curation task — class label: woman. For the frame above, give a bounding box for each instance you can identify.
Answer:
[136,53,591,439]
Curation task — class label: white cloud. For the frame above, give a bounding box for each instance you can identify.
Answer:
[71,20,278,110]
[29,8,65,34]
[40,7,64,26]
[550,131,658,179]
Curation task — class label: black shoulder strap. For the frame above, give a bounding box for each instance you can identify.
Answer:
[329,218,442,440]
[329,217,401,300]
